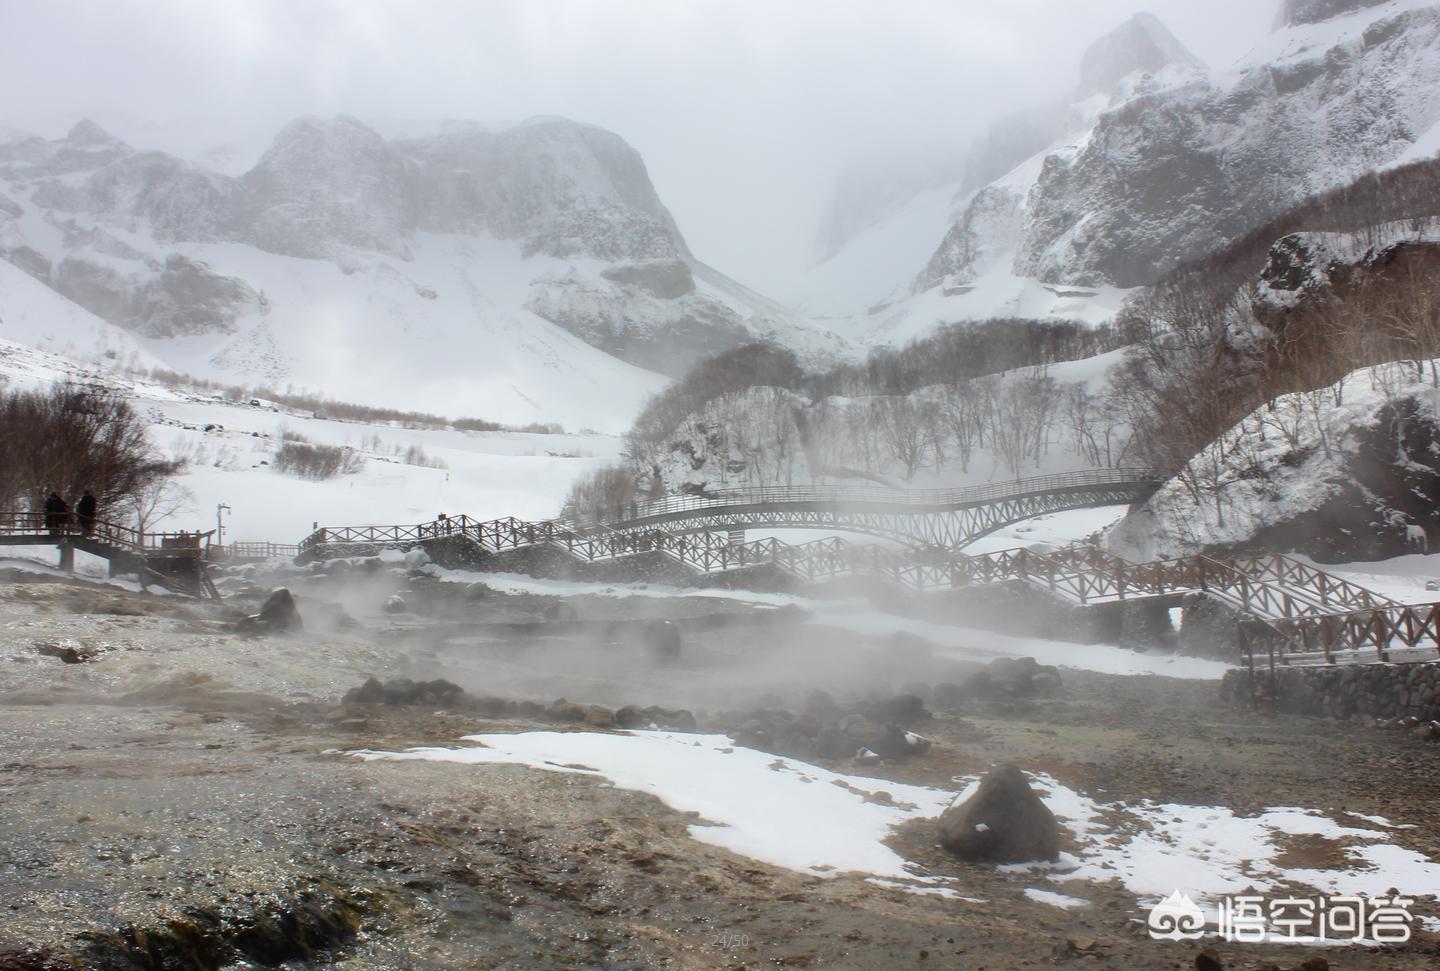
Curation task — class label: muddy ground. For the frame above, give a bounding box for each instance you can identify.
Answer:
[1,564,1438,970]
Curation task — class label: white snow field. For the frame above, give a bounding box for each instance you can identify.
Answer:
[128,234,674,432]
[0,338,623,543]
[354,731,1440,916]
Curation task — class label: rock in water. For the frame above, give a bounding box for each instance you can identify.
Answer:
[257,587,303,632]
[383,594,407,613]
[937,764,1060,863]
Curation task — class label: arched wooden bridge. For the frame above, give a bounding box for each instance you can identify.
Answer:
[609,468,1166,548]
[293,468,1440,668]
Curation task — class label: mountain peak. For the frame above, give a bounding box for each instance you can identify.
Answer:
[266,114,385,151]
[65,118,123,148]
[1077,12,1204,96]
[1278,0,1393,27]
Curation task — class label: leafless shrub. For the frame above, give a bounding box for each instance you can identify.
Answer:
[403,444,448,470]
[562,465,638,522]
[274,439,365,479]
[0,382,179,514]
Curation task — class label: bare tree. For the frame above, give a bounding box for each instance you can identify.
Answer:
[872,396,932,480]
[0,383,179,514]
[989,369,1060,476]
[119,475,195,536]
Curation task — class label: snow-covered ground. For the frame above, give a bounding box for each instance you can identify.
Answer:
[354,730,1440,919]
[1299,553,1440,606]
[853,258,1131,349]
[961,504,1129,555]
[0,338,622,543]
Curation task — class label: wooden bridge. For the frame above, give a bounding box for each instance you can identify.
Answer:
[610,468,1166,548]
[0,511,220,598]
[295,470,1440,669]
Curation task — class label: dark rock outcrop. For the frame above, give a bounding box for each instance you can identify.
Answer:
[937,764,1060,863]
[237,588,303,634]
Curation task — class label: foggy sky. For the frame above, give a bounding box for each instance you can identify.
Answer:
[0,0,1278,295]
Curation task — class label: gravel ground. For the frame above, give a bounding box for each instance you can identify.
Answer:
[1,566,1438,970]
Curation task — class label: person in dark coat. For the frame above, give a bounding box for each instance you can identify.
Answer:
[76,491,97,536]
[43,493,69,535]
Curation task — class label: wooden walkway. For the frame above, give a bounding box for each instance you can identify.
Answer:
[608,468,1166,547]
[297,480,1440,669]
[0,511,220,598]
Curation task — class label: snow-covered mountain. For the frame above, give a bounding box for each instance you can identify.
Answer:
[0,115,845,432]
[808,0,1440,345]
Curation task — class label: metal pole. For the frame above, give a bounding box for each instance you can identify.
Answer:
[216,503,231,549]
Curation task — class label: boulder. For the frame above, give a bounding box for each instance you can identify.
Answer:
[937,764,1060,863]
[584,705,616,728]
[815,726,858,760]
[546,698,588,723]
[383,594,407,613]
[614,704,649,729]
[35,638,100,664]
[643,705,696,731]
[1031,668,1064,697]
[838,714,911,760]
[254,587,302,632]
[342,676,386,704]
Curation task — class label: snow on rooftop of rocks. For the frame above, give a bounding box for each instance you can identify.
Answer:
[352,731,1440,912]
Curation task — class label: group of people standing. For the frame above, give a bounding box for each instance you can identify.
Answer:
[42,490,98,536]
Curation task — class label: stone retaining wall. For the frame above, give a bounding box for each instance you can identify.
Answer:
[1221,660,1440,723]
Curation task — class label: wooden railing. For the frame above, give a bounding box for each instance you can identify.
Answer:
[294,504,1440,666]
[208,542,301,561]
[0,510,207,557]
[608,467,1166,521]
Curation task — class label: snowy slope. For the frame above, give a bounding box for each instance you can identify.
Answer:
[1109,360,1440,562]
[129,234,671,433]
[0,338,623,543]
[0,257,166,369]
[787,184,961,320]
[0,115,849,430]
[808,1,1440,345]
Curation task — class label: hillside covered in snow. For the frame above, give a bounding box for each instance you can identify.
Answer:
[0,115,847,432]
[0,338,622,544]
[802,0,1440,346]
[1110,360,1440,562]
